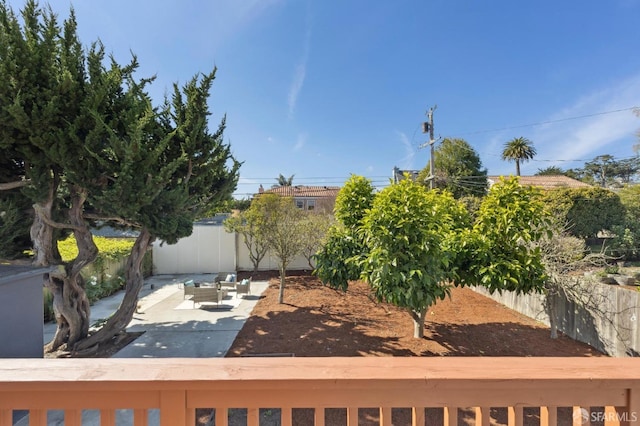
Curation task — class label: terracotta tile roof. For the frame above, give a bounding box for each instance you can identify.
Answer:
[262,185,341,198]
[488,175,591,190]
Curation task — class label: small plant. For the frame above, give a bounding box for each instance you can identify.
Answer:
[604,265,620,275]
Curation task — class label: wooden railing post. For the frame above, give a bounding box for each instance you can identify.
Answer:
[508,406,523,426]
[444,407,457,426]
[160,390,186,426]
[540,406,557,426]
[64,409,81,426]
[412,406,424,425]
[0,409,11,426]
[314,407,325,426]
[379,406,392,425]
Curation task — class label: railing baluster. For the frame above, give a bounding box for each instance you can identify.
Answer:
[64,409,81,426]
[133,408,148,426]
[475,406,491,425]
[444,406,457,426]
[160,390,186,426]
[540,406,557,426]
[0,409,11,426]
[379,406,392,425]
[573,406,588,425]
[605,406,620,426]
[100,409,115,426]
[281,406,292,426]
[29,409,46,426]
[508,406,523,426]
[412,406,424,426]
[247,407,259,426]
[347,407,358,426]
[314,407,325,426]
[215,407,228,426]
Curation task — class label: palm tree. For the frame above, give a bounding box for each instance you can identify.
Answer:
[502,137,536,176]
[276,174,294,187]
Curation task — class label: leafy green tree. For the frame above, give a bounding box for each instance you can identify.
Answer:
[259,193,306,303]
[460,177,549,294]
[0,1,239,354]
[535,166,565,176]
[362,180,470,337]
[224,204,270,273]
[417,138,488,198]
[315,176,549,338]
[314,175,375,290]
[610,185,640,259]
[299,212,333,269]
[334,174,376,230]
[583,155,618,187]
[502,137,536,176]
[542,187,624,239]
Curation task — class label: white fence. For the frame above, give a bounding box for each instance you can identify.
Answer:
[152,224,313,275]
[152,225,236,274]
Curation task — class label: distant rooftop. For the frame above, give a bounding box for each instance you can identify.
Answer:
[488,175,591,190]
[260,185,341,198]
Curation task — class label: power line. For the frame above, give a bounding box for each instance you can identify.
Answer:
[453,106,638,137]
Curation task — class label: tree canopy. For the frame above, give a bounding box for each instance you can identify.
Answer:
[0,1,240,354]
[314,176,549,338]
[417,138,487,198]
[502,137,536,176]
[542,187,624,239]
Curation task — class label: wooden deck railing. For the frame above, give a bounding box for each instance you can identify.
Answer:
[1,357,639,426]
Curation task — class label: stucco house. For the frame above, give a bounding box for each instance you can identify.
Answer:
[488,175,591,191]
[257,184,340,213]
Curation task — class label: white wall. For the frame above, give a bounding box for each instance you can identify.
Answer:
[236,238,312,272]
[152,225,236,274]
[152,225,313,274]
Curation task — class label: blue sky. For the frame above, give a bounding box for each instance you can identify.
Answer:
[8,0,640,197]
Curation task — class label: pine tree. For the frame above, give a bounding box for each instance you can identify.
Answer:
[0,1,240,355]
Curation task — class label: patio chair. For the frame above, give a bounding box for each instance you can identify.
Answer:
[192,286,228,308]
[217,272,238,289]
[182,279,196,299]
[235,277,251,298]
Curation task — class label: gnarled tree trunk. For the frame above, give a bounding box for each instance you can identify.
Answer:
[74,227,153,355]
[44,186,96,353]
[31,173,62,266]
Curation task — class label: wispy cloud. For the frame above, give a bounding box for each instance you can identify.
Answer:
[526,73,640,173]
[288,3,312,119]
[396,131,416,170]
[294,133,307,151]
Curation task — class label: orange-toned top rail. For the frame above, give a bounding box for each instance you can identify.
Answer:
[0,357,639,426]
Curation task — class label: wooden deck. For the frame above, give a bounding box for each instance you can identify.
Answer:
[1,357,639,425]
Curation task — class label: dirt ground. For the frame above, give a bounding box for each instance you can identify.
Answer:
[216,271,603,426]
[227,271,602,358]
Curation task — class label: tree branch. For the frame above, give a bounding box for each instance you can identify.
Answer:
[33,204,82,231]
[0,179,29,190]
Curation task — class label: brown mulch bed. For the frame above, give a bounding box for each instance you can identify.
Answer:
[228,271,602,358]
[219,272,603,426]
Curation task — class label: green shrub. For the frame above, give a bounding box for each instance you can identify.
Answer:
[542,187,624,238]
[45,235,137,320]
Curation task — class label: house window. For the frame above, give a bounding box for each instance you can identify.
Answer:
[307,200,315,210]
[296,200,304,209]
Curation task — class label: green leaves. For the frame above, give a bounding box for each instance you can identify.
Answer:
[542,186,624,238]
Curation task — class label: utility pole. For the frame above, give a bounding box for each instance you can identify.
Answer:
[419,105,437,189]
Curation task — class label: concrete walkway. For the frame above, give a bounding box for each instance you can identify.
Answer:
[17,274,269,425]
